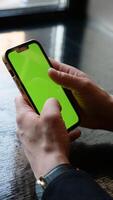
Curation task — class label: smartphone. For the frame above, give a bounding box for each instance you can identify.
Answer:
[3,40,79,131]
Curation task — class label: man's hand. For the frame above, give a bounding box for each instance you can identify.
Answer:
[15,96,80,179]
[49,59,113,131]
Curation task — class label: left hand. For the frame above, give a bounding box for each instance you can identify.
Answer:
[15,96,80,179]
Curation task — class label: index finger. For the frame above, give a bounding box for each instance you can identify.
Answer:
[15,95,32,114]
[15,95,40,127]
[15,95,39,119]
[50,58,82,76]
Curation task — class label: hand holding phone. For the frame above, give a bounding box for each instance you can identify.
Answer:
[3,40,79,130]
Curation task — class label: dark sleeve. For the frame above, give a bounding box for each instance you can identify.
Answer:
[42,169,113,200]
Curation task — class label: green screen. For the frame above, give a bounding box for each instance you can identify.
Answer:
[8,42,79,129]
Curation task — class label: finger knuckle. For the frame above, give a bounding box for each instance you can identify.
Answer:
[16,129,20,139]
[16,129,24,139]
[58,71,65,80]
[16,115,22,125]
[81,78,92,90]
[16,112,27,125]
[44,113,60,124]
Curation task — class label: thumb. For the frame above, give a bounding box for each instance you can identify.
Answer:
[48,68,80,90]
[41,98,62,118]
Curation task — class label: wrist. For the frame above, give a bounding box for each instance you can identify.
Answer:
[35,163,73,200]
[30,152,69,179]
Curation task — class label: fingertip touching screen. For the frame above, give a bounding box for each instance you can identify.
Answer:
[7,41,79,130]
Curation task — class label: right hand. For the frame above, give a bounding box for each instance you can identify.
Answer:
[49,59,113,131]
[15,96,72,179]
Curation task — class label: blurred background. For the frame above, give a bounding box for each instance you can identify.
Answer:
[0,0,113,199]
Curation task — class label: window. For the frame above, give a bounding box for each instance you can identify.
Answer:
[0,0,69,17]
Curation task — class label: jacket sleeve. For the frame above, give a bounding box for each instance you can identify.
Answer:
[42,169,113,200]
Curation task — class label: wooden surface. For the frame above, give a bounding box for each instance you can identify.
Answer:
[0,18,113,199]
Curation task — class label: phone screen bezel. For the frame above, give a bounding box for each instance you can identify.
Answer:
[5,39,80,131]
